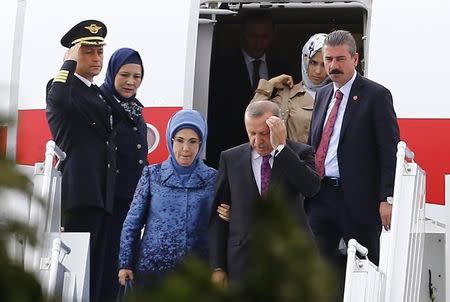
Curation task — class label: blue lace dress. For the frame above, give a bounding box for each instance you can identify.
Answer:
[118,158,216,279]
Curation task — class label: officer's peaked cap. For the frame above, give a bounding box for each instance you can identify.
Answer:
[60,19,107,48]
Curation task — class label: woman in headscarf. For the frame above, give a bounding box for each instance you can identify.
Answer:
[99,47,148,298]
[118,109,217,287]
[251,33,329,144]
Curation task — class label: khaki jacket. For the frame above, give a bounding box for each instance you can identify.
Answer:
[252,79,314,144]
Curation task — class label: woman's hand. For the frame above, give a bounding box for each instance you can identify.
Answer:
[217,203,231,222]
[118,268,134,286]
[268,74,294,89]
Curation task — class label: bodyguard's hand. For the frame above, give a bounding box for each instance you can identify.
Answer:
[64,43,81,62]
[211,270,228,288]
[379,201,392,231]
[118,268,134,286]
[266,116,287,149]
[217,203,231,222]
[269,74,294,89]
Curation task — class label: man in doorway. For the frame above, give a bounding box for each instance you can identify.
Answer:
[206,10,287,168]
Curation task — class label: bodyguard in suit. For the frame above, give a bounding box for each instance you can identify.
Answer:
[46,20,114,302]
[209,100,320,286]
[306,30,400,277]
[206,10,287,168]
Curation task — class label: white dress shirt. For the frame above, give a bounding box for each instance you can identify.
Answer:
[242,49,269,88]
[75,73,96,87]
[324,71,357,177]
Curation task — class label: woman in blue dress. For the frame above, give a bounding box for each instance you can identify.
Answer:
[118,109,217,286]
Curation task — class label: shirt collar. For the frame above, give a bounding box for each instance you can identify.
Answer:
[333,70,357,98]
[288,81,307,98]
[242,49,266,65]
[75,73,96,87]
[251,148,275,160]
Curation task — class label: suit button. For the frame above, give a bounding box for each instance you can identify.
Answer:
[137,144,142,149]
[138,160,144,165]
[115,146,118,151]
[116,169,119,173]
[106,141,109,145]
[133,127,138,131]
[92,122,96,126]
[107,163,111,168]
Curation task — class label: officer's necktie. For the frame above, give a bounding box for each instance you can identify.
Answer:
[261,154,272,197]
[315,89,344,178]
[252,59,262,91]
[90,84,101,96]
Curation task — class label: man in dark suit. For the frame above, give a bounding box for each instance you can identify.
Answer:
[209,100,320,285]
[206,10,287,168]
[306,30,400,275]
[46,20,115,302]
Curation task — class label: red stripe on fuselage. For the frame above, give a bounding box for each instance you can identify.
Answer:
[398,119,450,205]
[16,109,51,165]
[0,126,6,158]
[4,111,449,205]
[14,107,180,165]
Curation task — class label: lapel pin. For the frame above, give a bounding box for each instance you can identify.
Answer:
[353,95,359,101]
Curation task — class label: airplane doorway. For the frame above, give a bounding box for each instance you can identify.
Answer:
[204,4,367,168]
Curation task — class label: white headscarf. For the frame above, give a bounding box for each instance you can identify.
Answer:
[301,33,329,92]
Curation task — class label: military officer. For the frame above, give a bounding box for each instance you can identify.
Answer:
[46,19,115,302]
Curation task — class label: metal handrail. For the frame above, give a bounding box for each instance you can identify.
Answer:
[41,141,66,233]
[47,238,71,297]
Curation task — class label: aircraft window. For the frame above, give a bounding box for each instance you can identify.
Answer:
[146,123,160,154]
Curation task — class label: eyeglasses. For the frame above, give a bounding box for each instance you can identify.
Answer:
[172,137,201,148]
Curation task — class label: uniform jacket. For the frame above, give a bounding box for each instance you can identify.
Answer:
[46,60,116,214]
[99,86,148,201]
[307,73,400,226]
[208,141,320,281]
[119,159,217,275]
[253,79,314,144]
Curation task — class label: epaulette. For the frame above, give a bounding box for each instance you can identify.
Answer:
[53,69,69,83]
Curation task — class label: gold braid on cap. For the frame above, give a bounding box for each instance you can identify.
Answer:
[71,36,105,46]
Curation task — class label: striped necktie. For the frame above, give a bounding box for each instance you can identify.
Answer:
[315,89,344,178]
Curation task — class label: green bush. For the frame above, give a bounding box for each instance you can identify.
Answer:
[0,117,45,302]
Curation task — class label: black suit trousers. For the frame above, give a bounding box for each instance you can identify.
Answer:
[101,198,133,301]
[63,207,111,302]
[306,183,382,267]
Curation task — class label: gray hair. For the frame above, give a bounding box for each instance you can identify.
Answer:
[324,30,357,55]
[245,100,281,119]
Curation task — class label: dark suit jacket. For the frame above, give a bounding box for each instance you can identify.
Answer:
[46,60,116,214]
[307,73,400,226]
[206,50,288,168]
[208,140,320,281]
